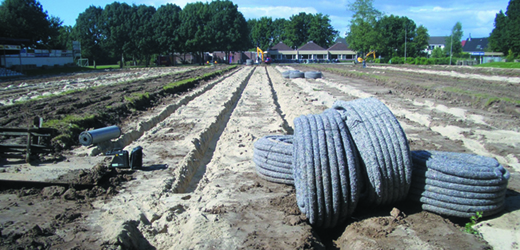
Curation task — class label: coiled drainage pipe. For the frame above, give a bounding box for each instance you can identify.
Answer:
[408,150,510,218]
[252,97,509,227]
[253,135,294,185]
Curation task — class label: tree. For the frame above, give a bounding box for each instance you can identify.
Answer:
[0,0,56,48]
[284,12,312,48]
[48,24,73,50]
[346,0,382,55]
[178,2,212,65]
[102,2,133,68]
[284,12,338,49]
[375,15,406,57]
[489,11,508,54]
[128,5,156,66]
[506,0,520,56]
[431,47,445,58]
[250,17,274,50]
[153,3,182,60]
[73,5,105,68]
[206,0,249,53]
[272,18,288,45]
[308,13,338,48]
[414,25,430,57]
[444,22,463,58]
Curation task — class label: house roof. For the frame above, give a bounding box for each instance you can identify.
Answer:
[328,42,351,51]
[462,37,488,52]
[298,41,326,51]
[429,36,448,45]
[269,42,292,51]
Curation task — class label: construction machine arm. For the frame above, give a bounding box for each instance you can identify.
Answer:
[257,47,265,62]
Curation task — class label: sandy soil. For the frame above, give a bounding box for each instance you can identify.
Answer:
[1,64,519,249]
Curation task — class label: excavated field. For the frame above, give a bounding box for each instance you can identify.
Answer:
[0,64,519,249]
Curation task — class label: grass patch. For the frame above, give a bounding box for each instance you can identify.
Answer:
[475,62,520,69]
[86,65,120,69]
[464,211,482,235]
[43,114,96,129]
[43,114,98,148]
[442,86,520,106]
[164,65,237,91]
[124,92,151,109]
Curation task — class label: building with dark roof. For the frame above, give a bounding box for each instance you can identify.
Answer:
[298,41,327,59]
[462,37,503,63]
[327,41,356,60]
[268,42,297,61]
[268,40,357,62]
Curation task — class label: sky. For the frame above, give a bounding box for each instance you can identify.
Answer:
[37,0,510,40]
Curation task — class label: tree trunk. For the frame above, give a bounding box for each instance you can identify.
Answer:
[120,53,124,68]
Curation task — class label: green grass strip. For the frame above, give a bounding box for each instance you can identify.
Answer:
[475,62,520,69]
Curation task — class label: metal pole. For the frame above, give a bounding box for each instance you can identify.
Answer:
[404,24,407,63]
[450,35,453,65]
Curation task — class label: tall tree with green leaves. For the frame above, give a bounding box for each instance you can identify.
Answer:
[102,2,133,68]
[284,12,338,49]
[505,0,520,56]
[308,13,338,48]
[178,2,211,65]
[128,5,156,66]
[489,11,508,54]
[444,22,463,58]
[373,14,428,58]
[284,12,312,48]
[153,3,182,61]
[346,0,382,55]
[73,5,105,68]
[375,15,408,57]
[48,24,73,50]
[206,0,249,54]
[0,0,58,48]
[414,25,430,57]
[272,18,288,45]
[250,17,274,50]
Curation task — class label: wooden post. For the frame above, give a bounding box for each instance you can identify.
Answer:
[26,126,32,163]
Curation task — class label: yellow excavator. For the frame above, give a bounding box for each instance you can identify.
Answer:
[257,47,271,64]
[357,51,376,63]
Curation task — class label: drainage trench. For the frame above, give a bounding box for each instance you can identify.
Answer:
[169,67,256,193]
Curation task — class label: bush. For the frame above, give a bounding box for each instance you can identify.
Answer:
[506,49,516,62]
[390,57,403,64]
[405,57,415,64]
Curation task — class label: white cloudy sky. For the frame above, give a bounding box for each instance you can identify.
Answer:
[39,0,510,39]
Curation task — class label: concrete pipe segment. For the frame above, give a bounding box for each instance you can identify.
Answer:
[78,125,121,146]
[253,135,294,185]
[408,150,510,218]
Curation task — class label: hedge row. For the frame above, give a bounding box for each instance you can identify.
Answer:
[385,57,461,65]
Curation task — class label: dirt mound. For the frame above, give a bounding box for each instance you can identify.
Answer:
[0,161,134,249]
